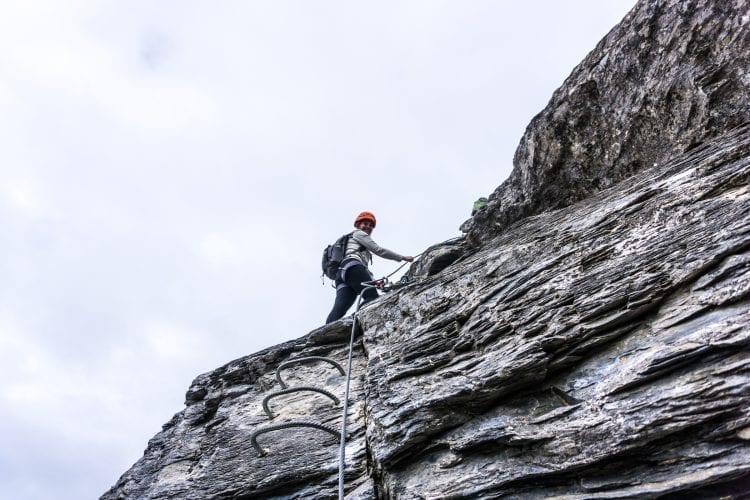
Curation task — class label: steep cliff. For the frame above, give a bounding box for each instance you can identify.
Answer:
[103,0,750,498]
[469,0,750,243]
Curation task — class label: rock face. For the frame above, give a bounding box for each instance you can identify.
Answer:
[103,1,750,498]
[104,322,375,499]
[470,0,750,242]
[362,123,750,497]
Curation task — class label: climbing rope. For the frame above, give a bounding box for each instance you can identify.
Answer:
[254,251,428,494]
[323,250,424,288]
[356,251,425,295]
[337,279,381,499]
[384,251,423,280]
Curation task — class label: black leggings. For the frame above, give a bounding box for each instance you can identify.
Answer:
[326,264,379,323]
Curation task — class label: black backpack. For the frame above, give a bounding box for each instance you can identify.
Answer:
[321,232,353,280]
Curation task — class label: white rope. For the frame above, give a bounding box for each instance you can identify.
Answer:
[337,281,378,499]
[383,251,423,280]
[336,264,426,497]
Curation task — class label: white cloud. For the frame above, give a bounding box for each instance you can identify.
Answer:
[0,2,216,134]
[143,319,203,358]
[198,232,244,267]
[2,179,44,215]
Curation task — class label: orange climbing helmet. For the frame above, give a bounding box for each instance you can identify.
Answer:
[354,211,377,227]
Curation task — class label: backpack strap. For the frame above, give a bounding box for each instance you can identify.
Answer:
[348,230,366,252]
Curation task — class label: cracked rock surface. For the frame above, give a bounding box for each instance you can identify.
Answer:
[103,320,375,499]
[470,0,750,241]
[360,123,750,498]
[103,0,750,498]
[103,125,750,499]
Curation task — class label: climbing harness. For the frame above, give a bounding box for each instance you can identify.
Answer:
[321,250,424,288]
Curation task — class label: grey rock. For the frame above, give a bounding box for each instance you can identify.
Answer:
[469,0,750,243]
[103,319,373,499]
[360,123,750,497]
[102,0,750,498]
[406,236,467,280]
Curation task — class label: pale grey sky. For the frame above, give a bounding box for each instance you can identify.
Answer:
[0,1,635,498]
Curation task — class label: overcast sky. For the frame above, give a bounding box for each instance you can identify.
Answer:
[0,1,636,498]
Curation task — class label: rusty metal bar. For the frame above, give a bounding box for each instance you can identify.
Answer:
[262,386,340,419]
[275,356,346,389]
[250,421,341,457]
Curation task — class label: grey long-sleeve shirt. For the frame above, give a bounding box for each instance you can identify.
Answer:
[344,229,403,266]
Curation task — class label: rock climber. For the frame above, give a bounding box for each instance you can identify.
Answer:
[326,211,414,323]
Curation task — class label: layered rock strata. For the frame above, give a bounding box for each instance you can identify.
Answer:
[361,123,750,497]
[102,123,750,499]
[103,0,750,497]
[470,0,750,242]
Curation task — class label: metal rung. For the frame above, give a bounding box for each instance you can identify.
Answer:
[276,356,346,389]
[262,386,340,419]
[250,421,341,457]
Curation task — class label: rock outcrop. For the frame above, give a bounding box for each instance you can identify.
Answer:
[469,0,750,243]
[103,0,750,498]
[362,123,750,497]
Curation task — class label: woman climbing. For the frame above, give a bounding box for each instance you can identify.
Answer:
[326,211,414,323]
